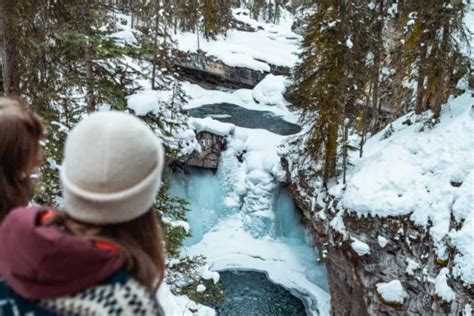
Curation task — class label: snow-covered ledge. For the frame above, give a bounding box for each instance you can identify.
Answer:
[283,92,474,315]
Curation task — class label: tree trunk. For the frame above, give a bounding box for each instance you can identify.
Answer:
[151,2,161,90]
[323,117,339,187]
[84,1,95,112]
[432,21,450,119]
[0,0,20,96]
[342,119,349,184]
[415,44,427,115]
[360,83,373,158]
[371,0,384,132]
[85,44,95,112]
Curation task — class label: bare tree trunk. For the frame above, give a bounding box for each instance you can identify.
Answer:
[342,119,349,185]
[360,83,373,158]
[371,0,384,132]
[151,2,161,90]
[84,1,95,112]
[432,21,450,119]
[85,45,95,112]
[415,69,424,114]
[0,0,20,96]
[415,43,427,115]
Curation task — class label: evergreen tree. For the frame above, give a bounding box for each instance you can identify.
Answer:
[398,0,470,119]
[199,0,234,40]
[288,0,371,186]
[251,0,266,20]
[176,0,201,32]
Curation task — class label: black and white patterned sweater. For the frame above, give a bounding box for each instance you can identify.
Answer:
[0,271,164,316]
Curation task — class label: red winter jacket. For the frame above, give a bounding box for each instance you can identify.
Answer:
[0,206,125,300]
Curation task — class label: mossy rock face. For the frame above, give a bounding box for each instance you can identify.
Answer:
[435,256,448,267]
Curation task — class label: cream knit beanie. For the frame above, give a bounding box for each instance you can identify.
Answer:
[60,111,165,224]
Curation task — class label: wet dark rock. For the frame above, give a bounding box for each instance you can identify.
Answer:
[178,131,227,169]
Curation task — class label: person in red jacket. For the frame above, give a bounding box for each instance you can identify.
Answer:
[0,97,43,221]
[0,111,167,315]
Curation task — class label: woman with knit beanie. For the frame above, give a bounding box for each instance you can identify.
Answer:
[0,111,166,315]
[0,97,43,222]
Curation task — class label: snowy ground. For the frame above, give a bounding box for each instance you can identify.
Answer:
[331,92,474,288]
[173,9,301,72]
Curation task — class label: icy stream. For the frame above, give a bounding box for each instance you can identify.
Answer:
[168,78,330,315]
[170,163,329,315]
[188,103,302,136]
[209,270,306,315]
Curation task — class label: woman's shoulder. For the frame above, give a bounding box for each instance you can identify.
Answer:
[39,271,164,316]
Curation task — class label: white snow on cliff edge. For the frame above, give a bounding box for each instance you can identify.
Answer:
[337,92,474,285]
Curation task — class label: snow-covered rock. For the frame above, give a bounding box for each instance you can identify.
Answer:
[283,92,474,315]
[173,16,300,72]
[341,92,474,282]
[377,236,388,248]
[464,304,472,316]
[434,268,456,303]
[111,30,137,45]
[351,237,371,256]
[252,74,288,105]
[200,264,220,284]
[190,117,235,137]
[405,258,420,276]
[376,280,408,305]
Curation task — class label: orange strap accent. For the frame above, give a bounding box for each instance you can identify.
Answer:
[39,210,55,224]
[38,211,118,253]
[93,240,119,252]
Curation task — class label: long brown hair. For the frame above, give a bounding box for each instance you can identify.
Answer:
[48,208,166,292]
[0,97,43,221]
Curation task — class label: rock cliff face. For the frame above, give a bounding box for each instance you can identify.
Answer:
[175,50,290,88]
[286,168,473,315]
[178,131,226,169]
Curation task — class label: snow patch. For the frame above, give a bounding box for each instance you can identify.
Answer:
[434,268,456,302]
[200,264,220,284]
[196,284,206,293]
[157,282,215,316]
[173,19,300,71]
[376,280,408,304]
[127,90,173,116]
[190,117,235,137]
[252,74,288,106]
[377,236,389,248]
[405,258,420,276]
[351,237,371,256]
[464,304,472,316]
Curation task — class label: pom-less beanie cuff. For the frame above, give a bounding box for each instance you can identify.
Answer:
[60,142,165,225]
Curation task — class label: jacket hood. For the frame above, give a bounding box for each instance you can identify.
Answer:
[0,207,125,300]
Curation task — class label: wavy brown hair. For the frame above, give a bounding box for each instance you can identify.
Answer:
[0,97,43,221]
[48,208,166,292]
